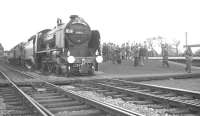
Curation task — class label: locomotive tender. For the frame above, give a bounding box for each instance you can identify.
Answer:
[8,15,103,76]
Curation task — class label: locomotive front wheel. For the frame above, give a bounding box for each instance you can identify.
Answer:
[25,60,34,70]
[55,65,60,75]
[65,72,71,77]
[88,65,95,75]
[41,63,48,73]
[65,65,71,77]
[47,63,55,73]
[95,63,98,71]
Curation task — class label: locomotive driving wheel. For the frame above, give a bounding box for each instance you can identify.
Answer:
[41,62,47,73]
[46,62,56,73]
[88,64,95,75]
[65,64,71,77]
[25,60,34,70]
[55,64,63,75]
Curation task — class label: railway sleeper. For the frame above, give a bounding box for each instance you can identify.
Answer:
[111,94,127,98]
[48,105,91,113]
[36,97,73,103]
[54,109,104,116]
[41,101,82,108]
[0,92,17,96]
[165,108,195,115]
[2,98,21,102]
[175,96,195,100]
[2,101,23,106]
[95,89,110,92]
[102,91,119,96]
[185,99,200,105]
[1,93,18,98]
[161,93,177,97]
[0,90,15,94]
[34,95,68,100]
[30,92,61,97]
[29,93,65,98]
[150,91,166,95]
[134,89,151,92]
[121,96,139,101]
[145,104,165,109]
[0,106,26,110]
[128,100,154,105]
[0,109,33,115]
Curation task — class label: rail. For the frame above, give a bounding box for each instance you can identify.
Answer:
[6,64,144,116]
[0,71,49,116]
[149,56,200,60]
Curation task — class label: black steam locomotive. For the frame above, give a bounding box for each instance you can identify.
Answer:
[8,15,103,76]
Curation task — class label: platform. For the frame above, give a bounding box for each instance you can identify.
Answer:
[24,60,200,84]
[98,60,200,75]
[1,60,200,86]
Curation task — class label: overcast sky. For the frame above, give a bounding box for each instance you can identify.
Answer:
[1,0,200,52]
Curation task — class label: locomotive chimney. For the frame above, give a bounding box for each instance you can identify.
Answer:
[70,15,78,20]
[57,18,62,26]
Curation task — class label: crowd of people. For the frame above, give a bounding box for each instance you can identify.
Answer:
[102,42,193,73]
[102,42,157,66]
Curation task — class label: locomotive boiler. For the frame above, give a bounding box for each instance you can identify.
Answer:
[9,15,103,76]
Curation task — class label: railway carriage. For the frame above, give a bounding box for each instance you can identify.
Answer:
[8,43,24,65]
[0,43,4,56]
[8,15,103,76]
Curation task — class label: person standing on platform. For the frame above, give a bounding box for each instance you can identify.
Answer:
[162,44,169,68]
[144,41,148,63]
[133,45,139,67]
[138,44,144,66]
[184,46,193,73]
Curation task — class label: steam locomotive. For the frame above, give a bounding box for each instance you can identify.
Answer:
[8,15,103,76]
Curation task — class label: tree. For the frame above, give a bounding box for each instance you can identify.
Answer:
[157,36,164,46]
[146,38,153,50]
[167,44,176,56]
[146,36,165,52]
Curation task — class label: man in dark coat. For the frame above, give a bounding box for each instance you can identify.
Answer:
[184,47,193,73]
[162,45,169,68]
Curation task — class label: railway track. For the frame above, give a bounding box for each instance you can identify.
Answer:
[1,65,144,116]
[3,63,200,115]
[67,79,200,116]
[0,63,34,80]
[0,71,48,116]
[0,71,7,83]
